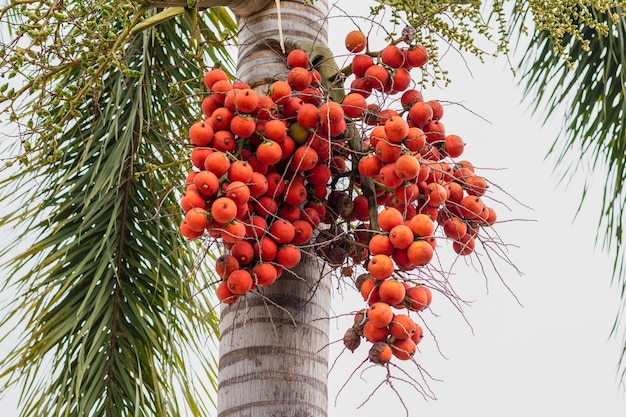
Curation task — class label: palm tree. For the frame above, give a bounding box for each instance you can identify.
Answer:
[2,1,625,416]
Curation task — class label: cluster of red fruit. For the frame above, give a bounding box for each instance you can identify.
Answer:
[179,28,499,364]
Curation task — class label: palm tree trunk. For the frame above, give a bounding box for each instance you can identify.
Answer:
[217,1,331,416]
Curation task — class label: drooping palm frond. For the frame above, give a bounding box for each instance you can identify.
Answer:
[512,6,626,372]
[0,7,237,417]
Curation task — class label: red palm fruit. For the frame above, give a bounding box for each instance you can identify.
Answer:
[280,135,297,160]
[223,88,239,112]
[384,116,410,143]
[204,151,230,177]
[227,269,253,294]
[245,215,267,239]
[228,160,253,183]
[202,96,221,117]
[426,182,448,207]
[297,102,320,128]
[212,130,236,153]
[377,163,404,189]
[427,99,444,120]
[394,66,412,89]
[248,171,269,198]
[394,154,420,180]
[381,44,405,68]
[254,94,275,119]
[330,155,346,174]
[367,302,394,328]
[203,68,229,89]
[209,107,234,131]
[189,121,214,146]
[309,68,322,87]
[443,217,467,240]
[389,314,417,340]
[464,175,489,197]
[185,171,198,186]
[360,277,380,304]
[412,323,424,345]
[221,220,246,244]
[190,147,212,170]
[389,224,414,249]
[392,337,416,360]
[392,247,415,271]
[377,207,403,232]
[256,140,283,165]
[253,236,278,262]
[287,49,309,68]
[362,321,389,343]
[358,154,383,177]
[254,195,278,218]
[215,254,239,280]
[341,92,368,119]
[216,281,239,304]
[284,181,307,206]
[408,213,435,237]
[395,182,420,205]
[406,285,432,311]
[300,86,324,105]
[364,64,389,91]
[351,54,374,77]
[368,234,395,256]
[292,219,313,245]
[352,195,369,221]
[424,120,446,144]
[405,128,425,153]
[287,66,312,91]
[401,89,424,111]
[265,172,285,197]
[443,134,464,158]
[289,146,318,172]
[269,80,292,105]
[459,195,485,220]
[230,114,256,138]
[301,206,321,227]
[193,170,219,197]
[444,181,464,205]
[367,254,395,280]
[185,208,209,232]
[252,262,278,287]
[211,197,238,224]
[350,77,373,98]
[281,96,303,119]
[318,101,344,127]
[406,44,429,68]
[379,279,406,306]
[277,244,302,268]
[345,30,367,53]
[181,188,206,212]
[230,240,255,265]
[408,101,433,127]
[269,219,296,244]
[305,164,331,187]
[406,240,433,266]
[375,140,402,163]
[224,181,251,206]
[210,79,233,104]
[233,88,259,113]
[263,119,287,143]
[453,233,476,256]
[278,204,301,223]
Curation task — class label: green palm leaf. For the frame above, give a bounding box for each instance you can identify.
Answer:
[514,7,626,372]
[0,5,236,416]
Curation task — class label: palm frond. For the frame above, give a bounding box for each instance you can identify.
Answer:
[512,6,626,373]
[0,8,236,417]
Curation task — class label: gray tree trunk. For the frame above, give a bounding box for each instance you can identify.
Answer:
[217,1,331,416]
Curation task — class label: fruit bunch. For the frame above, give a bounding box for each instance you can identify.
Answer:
[179,28,500,365]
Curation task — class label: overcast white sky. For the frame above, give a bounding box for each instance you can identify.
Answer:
[2,2,626,417]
